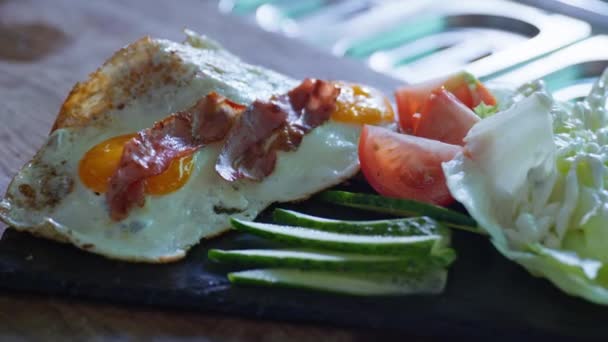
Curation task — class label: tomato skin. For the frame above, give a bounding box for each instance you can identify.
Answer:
[358,125,461,206]
[414,88,479,146]
[395,81,438,134]
[395,71,496,134]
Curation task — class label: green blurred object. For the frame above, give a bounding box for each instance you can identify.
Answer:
[230,0,275,14]
[542,65,598,99]
[228,0,328,17]
[346,15,444,59]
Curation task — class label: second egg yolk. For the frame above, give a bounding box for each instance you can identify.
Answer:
[79,134,194,195]
[331,84,395,125]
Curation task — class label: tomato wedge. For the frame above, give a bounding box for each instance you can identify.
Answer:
[359,125,461,206]
[395,71,496,134]
[411,88,480,146]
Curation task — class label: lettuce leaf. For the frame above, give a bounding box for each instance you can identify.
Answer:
[473,102,498,118]
[443,70,608,304]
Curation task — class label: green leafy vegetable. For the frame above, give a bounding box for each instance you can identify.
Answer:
[473,102,498,118]
[443,70,608,305]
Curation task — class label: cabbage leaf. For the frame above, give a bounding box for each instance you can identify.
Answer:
[443,70,608,304]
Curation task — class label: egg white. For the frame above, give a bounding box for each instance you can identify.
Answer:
[2,120,360,262]
[0,32,362,262]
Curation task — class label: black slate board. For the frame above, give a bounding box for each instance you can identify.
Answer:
[0,188,607,340]
[0,1,607,340]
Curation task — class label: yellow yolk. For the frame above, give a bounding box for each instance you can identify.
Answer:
[145,156,194,195]
[79,134,134,193]
[79,134,194,195]
[332,84,395,125]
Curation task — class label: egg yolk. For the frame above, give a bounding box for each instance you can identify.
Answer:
[332,84,395,125]
[145,156,194,195]
[79,134,194,195]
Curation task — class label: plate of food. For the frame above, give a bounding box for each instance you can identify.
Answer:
[1,21,608,339]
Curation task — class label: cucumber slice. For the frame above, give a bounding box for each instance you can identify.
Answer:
[230,218,441,255]
[227,268,448,296]
[209,248,455,271]
[317,191,482,233]
[273,208,445,236]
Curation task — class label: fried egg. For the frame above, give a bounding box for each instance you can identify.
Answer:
[0,31,394,262]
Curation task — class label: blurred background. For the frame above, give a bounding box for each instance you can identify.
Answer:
[219,0,608,102]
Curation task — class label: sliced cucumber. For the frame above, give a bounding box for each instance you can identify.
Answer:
[317,191,481,233]
[209,248,454,271]
[273,208,445,236]
[227,268,448,296]
[230,218,440,255]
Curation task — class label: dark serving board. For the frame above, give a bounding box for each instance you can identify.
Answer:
[2,197,607,340]
[0,0,606,340]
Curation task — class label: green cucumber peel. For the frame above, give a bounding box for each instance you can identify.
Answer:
[227,268,448,296]
[316,191,482,234]
[209,248,455,271]
[272,208,446,236]
[230,218,442,255]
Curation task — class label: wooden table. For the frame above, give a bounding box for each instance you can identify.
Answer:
[0,0,409,340]
[1,292,380,341]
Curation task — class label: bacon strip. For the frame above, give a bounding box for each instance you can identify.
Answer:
[215,79,340,182]
[107,79,339,220]
[106,93,244,220]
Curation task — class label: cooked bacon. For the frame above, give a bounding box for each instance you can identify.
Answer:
[288,78,340,127]
[106,93,244,220]
[107,80,339,220]
[216,79,340,182]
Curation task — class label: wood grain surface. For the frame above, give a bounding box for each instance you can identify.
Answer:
[0,292,357,341]
[0,0,411,340]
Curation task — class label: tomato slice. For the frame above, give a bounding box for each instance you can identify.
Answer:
[413,88,479,146]
[358,125,461,206]
[395,71,496,134]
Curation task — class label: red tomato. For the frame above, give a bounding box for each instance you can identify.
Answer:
[395,71,496,134]
[359,125,462,206]
[412,88,480,146]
